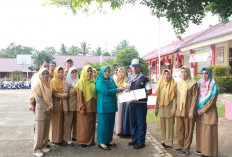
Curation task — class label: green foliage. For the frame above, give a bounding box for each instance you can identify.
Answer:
[194,76,200,82]
[46,0,232,34]
[91,47,110,56]
[33,51,54,71]
[6,78,12,81]
[214,76,232,93]
[12,70,21,81]
[68,45,81,55]
[22,77,27,81]
[0,43,35,58]
[112,40,131,56]
[217,104,225,117]
[59,43,68,55]
[79,42,91,56]
[102,52,111,56]
[86,59,115,73]
[115,47,148,75]
[212,65,231,76]
[43,47,57,55]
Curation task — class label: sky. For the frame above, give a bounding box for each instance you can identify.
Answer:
[0,0,220,57]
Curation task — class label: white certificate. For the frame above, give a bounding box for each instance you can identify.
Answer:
[118,88,146,103]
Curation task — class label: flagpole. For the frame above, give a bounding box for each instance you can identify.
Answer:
[158,18,161,78]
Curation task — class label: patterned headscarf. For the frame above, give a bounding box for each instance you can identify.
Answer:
[197,67,220,110]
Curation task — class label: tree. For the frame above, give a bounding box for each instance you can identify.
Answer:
[46,0,232,34]
[79,42,91,56]
[102,51,111,56]
[33,51,54,71]
[86,59,114,72]
[0,43,35,58]
[112,40,131,56]
[115,47,148,75]
[12,70,21,81]
[43,47,57,55]
[59,44,68,55]
[69,45,81,55]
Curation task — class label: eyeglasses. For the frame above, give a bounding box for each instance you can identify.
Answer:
[42,73,49,76]
[201,72,208,75]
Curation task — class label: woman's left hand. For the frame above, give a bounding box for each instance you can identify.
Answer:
[189,113,193,119]
[46,108,51,114]
[80,109,86,115]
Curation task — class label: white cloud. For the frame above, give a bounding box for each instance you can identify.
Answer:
[0,0,219,56]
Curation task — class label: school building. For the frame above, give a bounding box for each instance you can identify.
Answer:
[143,21,232,81]
[0,55,115,81]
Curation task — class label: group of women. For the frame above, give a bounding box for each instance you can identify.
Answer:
[155,66,220,157]
[32,64,133,157]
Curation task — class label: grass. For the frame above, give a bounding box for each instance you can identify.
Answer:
[217,104,225,117]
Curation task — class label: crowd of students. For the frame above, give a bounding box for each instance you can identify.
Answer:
[29,57,219,157]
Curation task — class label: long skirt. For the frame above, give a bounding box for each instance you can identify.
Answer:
[114,101,123,134]
[76,112,96,145]
[49,112,64,143]
[34,119,50,152]
[122,102,131,135]
[196,122,218,156]
[97,112,115,144]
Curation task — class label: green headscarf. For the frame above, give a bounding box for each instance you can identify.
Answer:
[95,65,117,89]
[75,65,96,102]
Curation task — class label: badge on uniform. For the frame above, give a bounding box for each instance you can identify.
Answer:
[141,82,144,85]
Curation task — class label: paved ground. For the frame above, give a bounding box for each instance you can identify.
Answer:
[0,90,170,157]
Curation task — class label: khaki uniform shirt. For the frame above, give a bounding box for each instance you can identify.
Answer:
[63,82,77,112]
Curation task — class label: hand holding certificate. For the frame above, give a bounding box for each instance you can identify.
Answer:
[118,88,146,103]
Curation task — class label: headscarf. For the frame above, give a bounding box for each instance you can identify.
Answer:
[177,66,196,111]
[75,65,96,102]
[155,69,177,107]
[51,67,64,105]
[34,68,52,107]
[197,67,220,110]
[116,67,127,87]
[51,67,64,93]
[65,67,79,88]
[95,65,117,89]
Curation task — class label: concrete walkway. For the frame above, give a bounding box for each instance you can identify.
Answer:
[0,90,170,157]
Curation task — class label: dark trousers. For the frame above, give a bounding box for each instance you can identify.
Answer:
[129,102,147,144]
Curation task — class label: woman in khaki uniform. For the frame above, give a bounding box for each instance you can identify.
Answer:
[33,68,52,157]
[49,67,67,146]
[195,67,220,157]
[155,69,177,149]
[63,67,79,145]
[175,66,198,156]
[75,65,97,148]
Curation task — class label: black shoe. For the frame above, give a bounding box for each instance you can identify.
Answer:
[128,140,137,146]
[98,144,110,151]
[175,148,183,152]
[161,143,166,147]
[133,144,145,149]
[81,144,87,148]
[163,145,171,149]
[106,143,117,147]
[72,138,76,142]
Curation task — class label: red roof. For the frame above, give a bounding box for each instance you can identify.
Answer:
[0,58,34,72]
[54,55,115,68]
[0,55,115,72]
[143,21,232,61]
